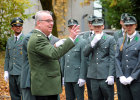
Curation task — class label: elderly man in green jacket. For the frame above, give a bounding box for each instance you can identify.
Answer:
[27,10,80,100]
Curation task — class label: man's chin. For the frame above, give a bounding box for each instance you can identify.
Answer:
[15,32,21,34]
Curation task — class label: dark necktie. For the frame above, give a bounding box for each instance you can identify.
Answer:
[15,37,17,43]
[90,31,92,36]
[47,37,50,41]
[127,37,130,44]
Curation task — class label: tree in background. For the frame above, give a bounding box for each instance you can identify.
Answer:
[81,0,140,30]
[131,0,140,30]
[40,0,68,37]
[40,0,57,37]
[100,0,134,29]
[0,0,32,51]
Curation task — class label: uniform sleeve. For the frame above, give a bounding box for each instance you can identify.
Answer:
[59,56,65,77]
[4,40,10,71]
[34,37,74,60]
[108,37,116,76]
[79,40,88,79]
[115,40,124,78]
[131,46,140,79]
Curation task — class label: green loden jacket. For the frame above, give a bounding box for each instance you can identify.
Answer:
[27,29,75,96]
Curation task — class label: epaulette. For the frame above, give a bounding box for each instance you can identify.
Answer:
[37,34,41,37]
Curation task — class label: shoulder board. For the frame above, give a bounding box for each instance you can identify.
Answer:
[37,34,41,37]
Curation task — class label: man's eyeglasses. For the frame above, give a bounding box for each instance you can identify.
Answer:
[39,20,54,24]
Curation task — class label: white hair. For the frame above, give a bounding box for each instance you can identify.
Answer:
[35,10,51,26]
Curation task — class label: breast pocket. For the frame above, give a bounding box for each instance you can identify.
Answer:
[73,48,80,54]
[99,44,109,55]
[128,47,138,56]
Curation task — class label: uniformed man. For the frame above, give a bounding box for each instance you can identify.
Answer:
[20,30,36,100]
[84,17,116,100]
[82,14,97,100]
[60,19,87,100]
[115,16,140,100]
[113,13,131,100]
[82,14,97,38]
[4,17,24,100]
[114,13,131,41]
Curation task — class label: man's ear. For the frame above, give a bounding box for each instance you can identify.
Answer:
[102,25,105,29]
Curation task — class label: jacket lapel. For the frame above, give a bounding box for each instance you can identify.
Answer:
[125,33,139,49]
[10,36,15,48]
[98,33,106,45]
[14,34,24,46]
[119,30,123,38]
[74,35,80,45]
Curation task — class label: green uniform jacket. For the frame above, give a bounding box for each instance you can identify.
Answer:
[84,33,116,79]
[21,31,60,88]
[115,32,140,82]
[61,36,87,82]
[21,30,35,88]
[4,34,24,75]
[82,31,91,39]
[113,30,123,41]
[49,35,59,45]
[27,30,74,96]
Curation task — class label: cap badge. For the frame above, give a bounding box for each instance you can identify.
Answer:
[16,20,19,24]
[71,19,74,24]
[126,17,130,22]
[95,19,98,23]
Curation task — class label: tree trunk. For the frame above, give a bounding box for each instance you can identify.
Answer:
[40,0,58,37]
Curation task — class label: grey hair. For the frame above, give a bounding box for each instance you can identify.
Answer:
[35,10,52,26]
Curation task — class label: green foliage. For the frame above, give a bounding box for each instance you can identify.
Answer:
[130,0,140,30]
[0,0,32,51]
[99,0,134,29]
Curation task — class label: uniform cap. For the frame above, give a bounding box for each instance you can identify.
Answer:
[123,16,137,25]
[88,15,97,22]
[121,13,131,21]
[68,19,78,27]
[92,17,104,26]
[11,17,23,27]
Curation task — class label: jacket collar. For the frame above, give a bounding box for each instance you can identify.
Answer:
[124,32,139,49]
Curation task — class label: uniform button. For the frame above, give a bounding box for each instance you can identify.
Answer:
[126,55,128,57]
[126,60,128,62]
[97,53,98,54]
[127,65,128,67]
[97,63,98,64]
[79,67,80,68]
[67,66,69,67]
[97,58,98,59]
[68,55,70,57]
